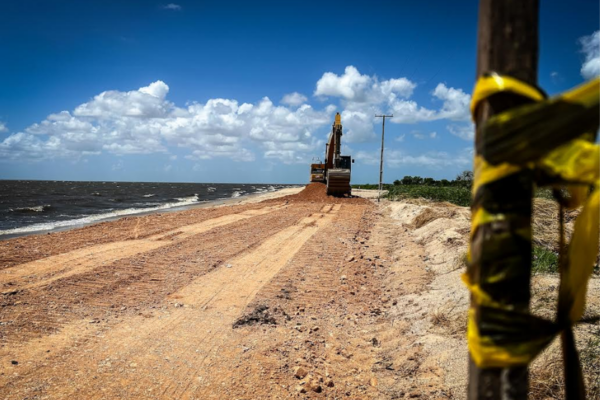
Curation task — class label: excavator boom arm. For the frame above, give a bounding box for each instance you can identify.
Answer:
[325,113,342,169]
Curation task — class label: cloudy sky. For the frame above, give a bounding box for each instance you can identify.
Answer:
[0,1,598,184]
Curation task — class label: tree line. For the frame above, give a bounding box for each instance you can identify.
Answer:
[392,170,473,188]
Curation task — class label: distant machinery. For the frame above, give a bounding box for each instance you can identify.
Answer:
[309,113,353,196]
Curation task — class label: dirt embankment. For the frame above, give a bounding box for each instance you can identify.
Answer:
[276,182,371,205]
[1,185,597,399]
[377,198,599,399]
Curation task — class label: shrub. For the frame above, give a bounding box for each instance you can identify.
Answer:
[386,185,471,207]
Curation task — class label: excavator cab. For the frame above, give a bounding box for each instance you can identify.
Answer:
[338,156,352,170]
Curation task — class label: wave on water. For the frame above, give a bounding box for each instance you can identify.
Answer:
[175,194,199,202]
[0,196,201,236]
[0,183,294,238]
[10,205,52,213]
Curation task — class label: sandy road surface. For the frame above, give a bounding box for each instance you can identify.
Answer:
[2,184,397,399]
[12,184,597,399]
[6,184,597,399]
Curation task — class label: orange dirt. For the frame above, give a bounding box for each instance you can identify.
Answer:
[278,182,371,204]
[0,185,447,399]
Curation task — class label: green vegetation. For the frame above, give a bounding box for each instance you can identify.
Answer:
[534,187,554,200]
[532,246,559,274]
[387,184,472,207]
[353,171,561,208]
[353,170,473,207]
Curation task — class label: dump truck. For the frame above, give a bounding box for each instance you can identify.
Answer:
[309,112,353,196]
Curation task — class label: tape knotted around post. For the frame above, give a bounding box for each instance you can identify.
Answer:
[465,74,600,375]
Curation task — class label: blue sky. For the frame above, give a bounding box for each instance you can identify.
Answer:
[0,0,598,184]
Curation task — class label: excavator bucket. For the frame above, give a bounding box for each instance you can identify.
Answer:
[326,169,351,196]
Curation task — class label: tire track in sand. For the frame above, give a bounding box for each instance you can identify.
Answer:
[0,204,286,293]
[4,205,338,400]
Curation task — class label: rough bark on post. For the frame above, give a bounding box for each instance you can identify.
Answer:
[469,1,539,399]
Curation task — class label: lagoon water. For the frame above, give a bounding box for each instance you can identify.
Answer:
[0,180,294,237]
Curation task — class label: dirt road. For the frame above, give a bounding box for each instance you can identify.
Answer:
[0,184,478,399]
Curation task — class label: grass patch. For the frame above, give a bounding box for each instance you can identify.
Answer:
[353,180,559,208]
[535,187,554,200]
[530,328,600,399]
[532,246,559,274]
[430,300,466,337]
[386,185,471,207]
[581,330,600,399]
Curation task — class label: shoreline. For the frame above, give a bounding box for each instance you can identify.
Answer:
[0,186,303,241]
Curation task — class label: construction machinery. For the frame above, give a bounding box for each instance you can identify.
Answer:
[309,158,326,184]
[309,112,353,196]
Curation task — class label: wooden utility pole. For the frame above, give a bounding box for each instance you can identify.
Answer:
[375,114,393,202]
[469,1,538,399]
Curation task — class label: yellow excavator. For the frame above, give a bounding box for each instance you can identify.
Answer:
[309,113,353,196]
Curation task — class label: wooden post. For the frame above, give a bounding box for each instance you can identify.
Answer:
[375,114,393,202]
[469,1,539,399]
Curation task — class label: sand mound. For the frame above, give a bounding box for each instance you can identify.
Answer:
[278,183,371,204]
[413,204,468,229]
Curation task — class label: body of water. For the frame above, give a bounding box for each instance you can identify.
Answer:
[0,180,294,237]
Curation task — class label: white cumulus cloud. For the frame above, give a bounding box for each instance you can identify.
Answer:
[340,109,377,143]
[1,66,474,166]
[355,148,471,169]
[314,66,471,136]
[447,123,475,141]
[315,65,415,104]
[0,81,333,164]
[281,92,308,107]
[431,83,471,121]
[73,81,171,118]
[389,100,436,123]
[315,66,372,101]
[387,149,470,168]
[580,30,600,80]
[387,83,470,124]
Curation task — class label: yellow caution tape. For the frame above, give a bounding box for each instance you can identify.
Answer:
[541,137,599,183]
[467,309,531,368]
[471,155,523,196]
[565,188,599,322]
[466,74,600,369]
[470,73,546,117]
